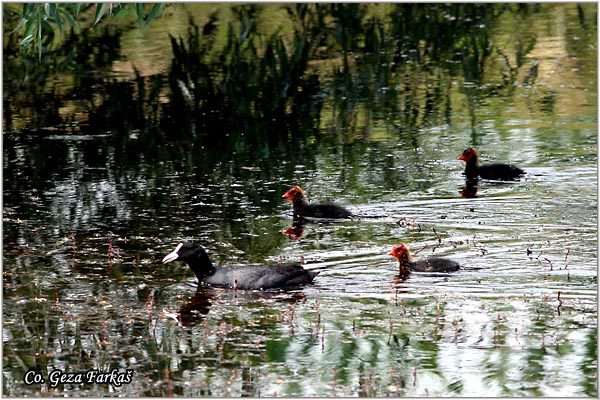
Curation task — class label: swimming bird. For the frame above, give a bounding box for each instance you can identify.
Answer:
[162,242,319,290]
[282,186,352,220]
[458,147,525,180]
[388,243,461,274]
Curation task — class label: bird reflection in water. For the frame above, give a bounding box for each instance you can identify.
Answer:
[169,287,309,327]
[393,269,412,285]
[459,179,479,198]
[282,220,305,240]
[174,287,214,326]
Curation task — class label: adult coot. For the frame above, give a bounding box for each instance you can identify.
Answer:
[458,147,525,180]
[388,243,461,274]
[162,242,319,290]
[282,186,352,220]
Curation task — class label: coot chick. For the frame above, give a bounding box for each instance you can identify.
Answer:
[458,148,525,180]
[162,242,319,290]
[282,186,352,220]
[388,243,460,274]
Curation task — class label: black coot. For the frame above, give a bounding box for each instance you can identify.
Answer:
[282,186,352,220]
[162,242,319,290]
[388,243,460,273]
[458,147,525,180]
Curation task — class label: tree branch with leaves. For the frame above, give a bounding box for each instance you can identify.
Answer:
[4,3,170,59]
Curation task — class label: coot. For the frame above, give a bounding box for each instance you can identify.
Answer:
[388,243,460,273]
[282,186,352,219]
[458,147,525,180]
[162,242,319,290]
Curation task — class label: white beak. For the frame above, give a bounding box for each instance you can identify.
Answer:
[162,243,183,263]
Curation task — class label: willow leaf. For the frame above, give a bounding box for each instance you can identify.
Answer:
[143,3,163,27]
[136,3,145,29]
[94,3,108,26]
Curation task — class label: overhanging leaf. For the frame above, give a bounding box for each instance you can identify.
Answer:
[94,3,108,26]
[136,3,145,29]
[143,3,163,28]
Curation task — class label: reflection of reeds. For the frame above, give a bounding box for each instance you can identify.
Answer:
[4,4,557,140]
[387,309,393,344]
[165,6,324,143]
[71,231,77,267]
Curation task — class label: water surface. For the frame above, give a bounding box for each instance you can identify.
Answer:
[3,3,597,397]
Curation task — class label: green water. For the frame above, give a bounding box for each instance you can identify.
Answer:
[2,3,597,397]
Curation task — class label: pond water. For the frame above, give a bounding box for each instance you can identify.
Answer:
[2,3,597,397]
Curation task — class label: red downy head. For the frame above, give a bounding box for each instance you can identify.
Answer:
[458,148,480,164]
[282,186,305,203]
[388,244,411,261]
[388,243,413,272]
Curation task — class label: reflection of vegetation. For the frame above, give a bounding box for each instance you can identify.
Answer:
[165,5,324,144]
[5,3,566,137]
[4,3,167,58]
[3,24,124,131]
[5,3,595,147]
[3,3,596,243]
[2,4,597,398]
[581,327,598,397]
